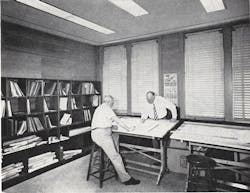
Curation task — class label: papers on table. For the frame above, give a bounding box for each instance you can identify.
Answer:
[115,117,178,138]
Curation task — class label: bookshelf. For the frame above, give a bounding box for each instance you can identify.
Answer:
[1,77,101,189]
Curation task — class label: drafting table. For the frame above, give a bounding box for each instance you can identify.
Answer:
[170,121,250,191]
[113,117,180,185]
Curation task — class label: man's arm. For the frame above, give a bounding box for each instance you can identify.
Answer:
[162,98,177,120]
[141,109,149,123]
[111,116,131,131]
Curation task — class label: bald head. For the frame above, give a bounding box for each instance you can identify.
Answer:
[146,91,155,104]
[103,95,114,107]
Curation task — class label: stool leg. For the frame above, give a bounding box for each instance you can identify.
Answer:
[86,143,96,181]
[99,149,104,188]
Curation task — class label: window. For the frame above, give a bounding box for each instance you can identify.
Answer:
[232,25,250,120]
[185,30,224,118]
[131,40,159,113]
[103,45,127,112]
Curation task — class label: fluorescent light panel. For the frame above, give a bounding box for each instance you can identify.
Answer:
[200,0,225,12]
[108,0,148,16]
[15,0,115,34]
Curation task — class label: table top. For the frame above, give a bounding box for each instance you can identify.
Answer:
[113,117,179,139]
[170,121,250,151]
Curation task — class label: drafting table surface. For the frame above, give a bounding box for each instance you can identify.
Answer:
[170,121,250,151]
[114,117,179,138]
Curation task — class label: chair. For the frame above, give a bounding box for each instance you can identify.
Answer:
[86,142,117,188]
[186,154,217,192]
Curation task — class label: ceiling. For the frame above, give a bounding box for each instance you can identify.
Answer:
[2,0,249,45]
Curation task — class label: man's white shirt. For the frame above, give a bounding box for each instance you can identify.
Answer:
[141,96,177,120]
[91,103,116,129]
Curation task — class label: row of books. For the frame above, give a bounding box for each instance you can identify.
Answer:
[27,99,57,114]
[59,96,100,111]
[17,117,44,135]
[7,81,100,97]
[28,152,58,173]
[9,81,24,97]
[60,109,91,126]
[2,162,24,182]
[63,149,82,160]
[3,135,46,155]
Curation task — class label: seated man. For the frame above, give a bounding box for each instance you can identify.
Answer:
[91,95,140,185]
[141,91,177,162]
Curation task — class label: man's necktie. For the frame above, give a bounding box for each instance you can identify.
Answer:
[153,103,158,120]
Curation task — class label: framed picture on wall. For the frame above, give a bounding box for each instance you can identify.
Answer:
[163,73,178,105]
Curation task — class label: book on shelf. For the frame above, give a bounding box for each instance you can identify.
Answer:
[59,82,70,95]
[59,97,68,111]
[1,99,6,117]
[9,81,24,97]
[92,95,101,107]
[3,135,45,155]
[43,98,49,112]
[83,109,91,122]
[27,99,31,114]
[80,82,95,94]
[70,97,77,110]
[48,135,69,144]
[17,121,27,135]
[63,149,82,159]
[2,162,24,182]
[6,100,12,117]
[44,82,57,96]
[45,115,56,129]
[69,126,91,137]
[60,113,72,125]
[29,81,42,96]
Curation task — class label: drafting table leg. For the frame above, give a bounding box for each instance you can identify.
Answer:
[234,152,241,181]
[156,139,166,185]
[185,143,193,191]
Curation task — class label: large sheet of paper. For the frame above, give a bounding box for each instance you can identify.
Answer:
[114,117,179,138]
[171,121,250,151]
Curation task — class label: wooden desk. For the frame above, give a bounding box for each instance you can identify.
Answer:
[113,117,180,185]
[170,121,250,191]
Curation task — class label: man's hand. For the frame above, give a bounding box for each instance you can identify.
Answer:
[170,118,177,122]
[141,118,146,123]
[111,125,118,130]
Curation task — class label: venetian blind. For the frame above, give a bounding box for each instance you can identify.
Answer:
[232,25,250,120]
[131,40,159,113]
[103,45,127,112]
[185,30,224,118]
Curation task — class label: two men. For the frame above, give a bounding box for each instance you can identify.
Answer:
[90,92,177,184]
[91,95,140,185]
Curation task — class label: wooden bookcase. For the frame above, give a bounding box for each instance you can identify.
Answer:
[1,77,101,189]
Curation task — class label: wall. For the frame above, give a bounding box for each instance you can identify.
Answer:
[1,22,98,80]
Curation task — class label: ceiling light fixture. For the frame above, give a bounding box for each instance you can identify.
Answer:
[108,0,148,16]
[15,0,115,34]
[200,0,225,12]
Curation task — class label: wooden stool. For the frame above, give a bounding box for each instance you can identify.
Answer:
[86,142,117,188]
[186,154,216,192]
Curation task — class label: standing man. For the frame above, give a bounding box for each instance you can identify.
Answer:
[91,95,140,185]
[141,91,177,163]
[141,91,177,122]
